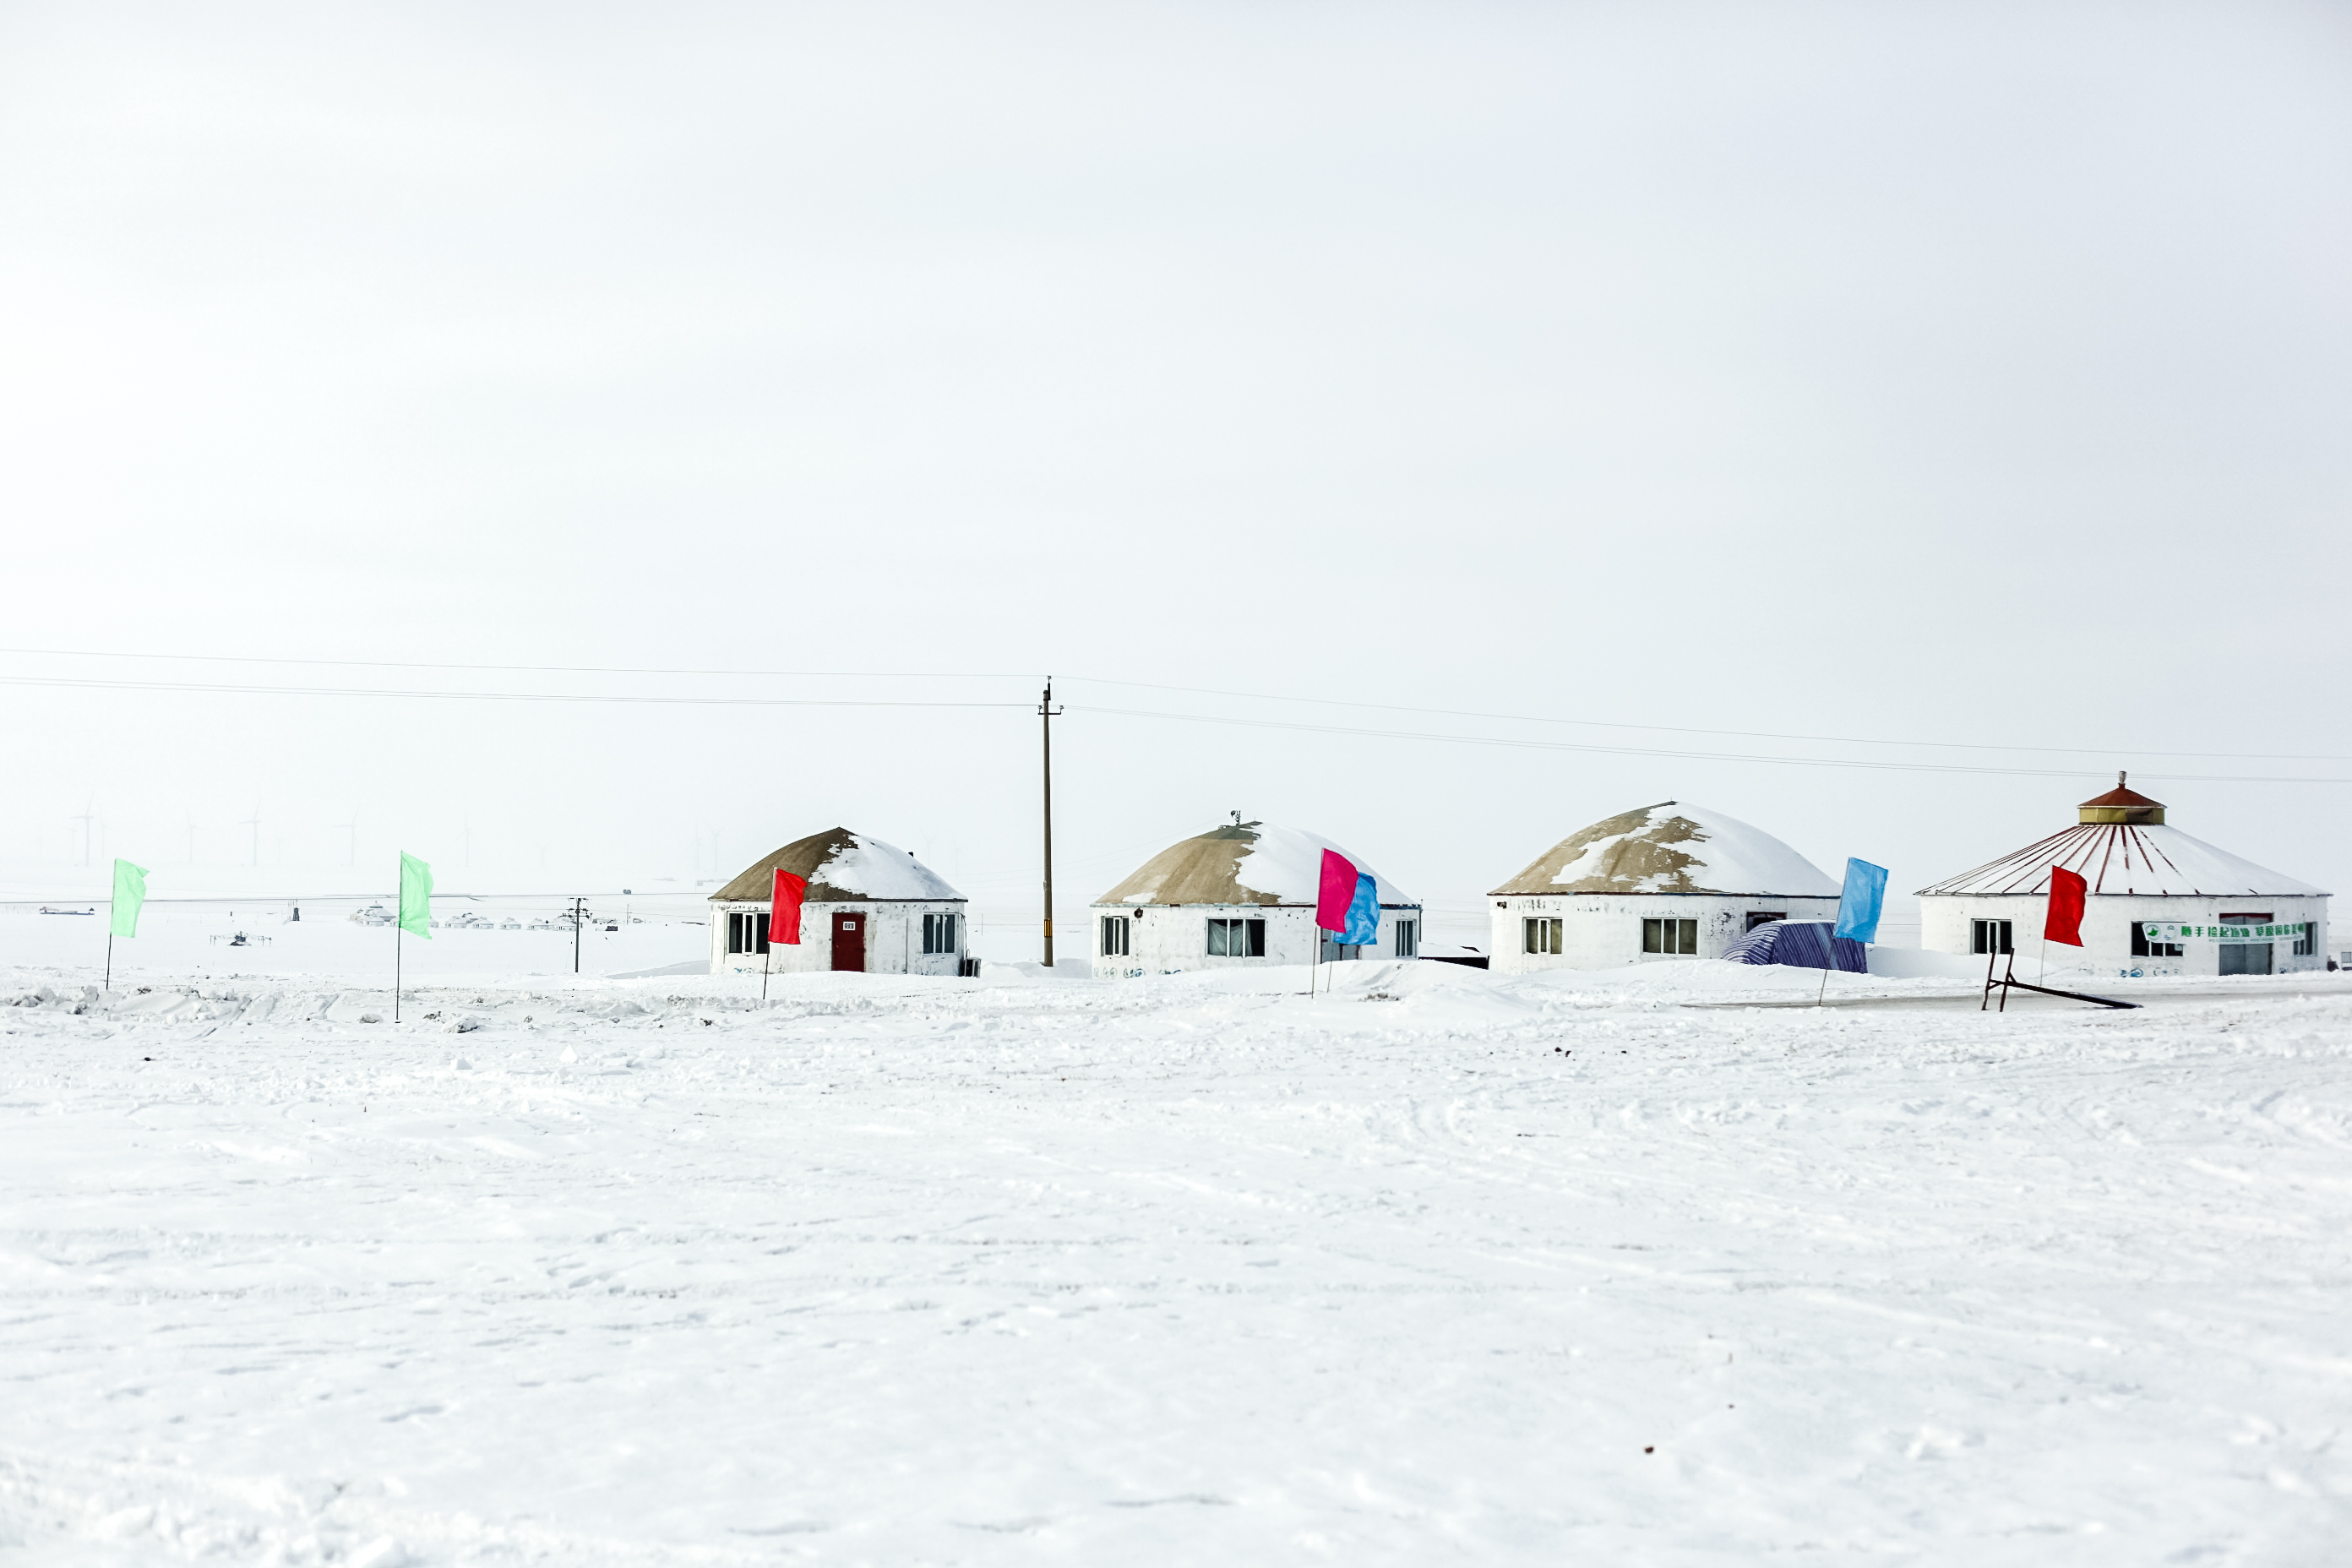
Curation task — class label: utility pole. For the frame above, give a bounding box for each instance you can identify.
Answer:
[1040,678,1064,967]
[574,896,585,974]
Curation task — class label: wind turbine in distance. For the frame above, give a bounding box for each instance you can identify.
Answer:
[340,809,359,868]
[242,805,261,867]
[72,796,95,867]
[185,811,197,864]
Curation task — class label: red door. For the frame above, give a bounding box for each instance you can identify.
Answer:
[830,912,865,972]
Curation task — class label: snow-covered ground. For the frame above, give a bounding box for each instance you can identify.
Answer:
[4,952,2349,1564]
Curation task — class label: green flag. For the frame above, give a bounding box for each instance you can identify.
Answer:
[110,858,149,938]
[399,852,433,938]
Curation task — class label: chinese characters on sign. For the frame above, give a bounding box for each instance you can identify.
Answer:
[2141,922,2306,945]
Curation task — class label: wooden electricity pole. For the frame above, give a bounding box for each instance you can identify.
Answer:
[1040,679,1063,967]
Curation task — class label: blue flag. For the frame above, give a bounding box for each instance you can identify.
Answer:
[1835,858,1887,944]
[1342,872,1380,946]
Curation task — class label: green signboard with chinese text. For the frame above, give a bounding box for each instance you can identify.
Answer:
[2142,922,2306,945]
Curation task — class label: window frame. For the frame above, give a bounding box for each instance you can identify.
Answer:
[1394,918,1418,959]
[1206,917,1266,957]
[1970,918,2013,956]
[922,911,961,956]
[1522,916,1564,956]
[727,910,771,955]
[1641,917,1697,956]
[1101,913,1131,957]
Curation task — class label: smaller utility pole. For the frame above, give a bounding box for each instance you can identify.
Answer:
[574,896,585,974]
[1040,679,1064,967]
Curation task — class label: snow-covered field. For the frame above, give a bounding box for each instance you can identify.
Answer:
[4,953,2349,1565]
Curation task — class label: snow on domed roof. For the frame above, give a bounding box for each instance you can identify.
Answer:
[710,828,964,903]
[1918,821,2325,898]
[1489,801,1839,897]
[1094,821,1416,907]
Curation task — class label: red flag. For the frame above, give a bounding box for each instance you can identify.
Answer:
[770,869,808,945]
[2044,866,2086,947]
[1315,849,1358,934]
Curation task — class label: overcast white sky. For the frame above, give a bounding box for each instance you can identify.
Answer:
[3,1,2349,928]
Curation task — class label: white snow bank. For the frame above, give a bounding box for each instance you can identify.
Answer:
[8,956,2352,1562]
[1867,945,1992,980]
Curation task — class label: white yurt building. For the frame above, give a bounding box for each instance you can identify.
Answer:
[1091,818,1421,978]
[708,828,968,977]
[1489,801,1841,972]
[1917,777,2329,977]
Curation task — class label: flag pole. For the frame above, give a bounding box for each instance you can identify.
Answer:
[105,930,114,991]
[762,920,771,1001]
[395,922,403,1023]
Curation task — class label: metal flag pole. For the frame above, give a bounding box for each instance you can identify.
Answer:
[105,931,114,991]
[762,917,772,1001]
[395,921,403,1024]
[574,897,584,974]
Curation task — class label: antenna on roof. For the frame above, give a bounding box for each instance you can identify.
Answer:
[2119,770,2126,788]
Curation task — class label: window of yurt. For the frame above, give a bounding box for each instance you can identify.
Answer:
[1394,919,1418,958]
[1523,917,1564,955]
[1642,917,1696,955]
[922,912,961,955]
[1745,911,1785,933]
[1101,915,1130,957]
[2294,924,2315,957]
[1971,919,2013,955]
[727,911,770,955]
[1206,917,1266,956]
[2131,922,2183,959]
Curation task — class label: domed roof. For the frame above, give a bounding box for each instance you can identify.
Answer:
[1095,820,1415,907]
[709,828,963,903]
[1489,801,1838,897]
[1918,812,2324,898]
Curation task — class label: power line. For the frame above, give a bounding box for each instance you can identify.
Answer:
[5,658,2348,783]
[0,645,1032,681]
[1070,705,2352,786]
[5,643,2345,763]
[0,675,1025,709]
[1062,677,2352,764]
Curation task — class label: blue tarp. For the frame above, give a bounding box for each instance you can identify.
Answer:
[1719,919,1867,972]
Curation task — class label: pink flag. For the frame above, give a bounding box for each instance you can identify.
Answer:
[1316,849,1358,934]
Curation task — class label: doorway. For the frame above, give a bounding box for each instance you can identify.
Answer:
[2219,912,2273,977]
[2219,942,2273,976]
[831,912,865,972]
